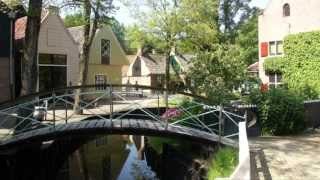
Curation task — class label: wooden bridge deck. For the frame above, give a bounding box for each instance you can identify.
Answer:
[0,119,236,149]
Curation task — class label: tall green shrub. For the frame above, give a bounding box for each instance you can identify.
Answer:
[282,31,320,99]
[263,57,285,73]
[250,88,305,135]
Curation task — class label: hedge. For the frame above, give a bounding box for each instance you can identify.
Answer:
[263,57,284,73]
[282,31,320,99]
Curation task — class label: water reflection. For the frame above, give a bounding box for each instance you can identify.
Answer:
[0,135,213,180]
[58,135,157,180]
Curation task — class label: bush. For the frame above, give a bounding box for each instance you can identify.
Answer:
[249,88,305,135]
[207,147,238,179]
[263,57,285,73]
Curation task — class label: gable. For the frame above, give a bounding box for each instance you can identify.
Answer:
[38,13,78,52]
[89,25,129,66]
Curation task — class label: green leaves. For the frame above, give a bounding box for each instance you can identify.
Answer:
[263,57,285,73]
[249,88,305,135]
[207,147,238,179]
[188,44,247,104]
[281,31,320,99]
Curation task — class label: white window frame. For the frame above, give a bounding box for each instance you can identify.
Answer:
[95,74,107,90]
[269,41,283,57]
[38,54,68,91]
[269,73,283,88]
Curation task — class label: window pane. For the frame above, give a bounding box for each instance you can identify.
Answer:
[39,54,67,65]
[277,74,282,82]
[276,41,283,55]
[39,66,66,91]
[95,75,106,90]
[52,54,67,65]
[39,54,51,64]
[39,66,52,91]
[52,67,67,88]
[283,4,290,17]
[269,74,276,83]
[269,42,276,55]
[101,39,110,65]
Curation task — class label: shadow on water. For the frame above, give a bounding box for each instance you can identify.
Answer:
[0,135,217,180]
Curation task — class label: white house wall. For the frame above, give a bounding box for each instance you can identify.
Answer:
[258,0,320,83]
[38,13,80,87]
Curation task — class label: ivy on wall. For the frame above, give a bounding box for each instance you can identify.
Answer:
[281,31,320,99]
[263,57,284,73]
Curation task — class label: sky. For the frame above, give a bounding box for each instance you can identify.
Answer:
[114,0,269,26]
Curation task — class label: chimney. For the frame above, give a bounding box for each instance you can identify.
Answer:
[48,5,59,15]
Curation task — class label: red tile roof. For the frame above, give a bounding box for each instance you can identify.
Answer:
[247,61,259,72]
[14,9,48,40]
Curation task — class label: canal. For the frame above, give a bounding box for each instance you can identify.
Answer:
[0,135,217,180]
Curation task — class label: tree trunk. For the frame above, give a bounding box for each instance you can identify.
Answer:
[164,51,170,109]
[20,0,42,96]
[17,0,42,130]
[73,0,98,114]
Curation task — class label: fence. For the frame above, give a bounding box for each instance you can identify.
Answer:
[304,100,320,128]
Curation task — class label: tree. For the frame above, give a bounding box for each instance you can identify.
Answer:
[178,0,248,103]
[64,12,85,27]
[20,0,43,96]
[235,8,259,65]
[219,0,252,43]
[188,44,247,104]
[123,0,181,107]
[178,0,220,52]
[62,0,115,113]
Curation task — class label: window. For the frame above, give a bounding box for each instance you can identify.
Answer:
[283,3,290,17]
[95,74,107,90]
[269,41,283,56]
[269,41,276,56]
[38,54,67,92]
[132,58,141,76]
[101,39,110,64]
[269,73,282,88]
[276,41,283,55]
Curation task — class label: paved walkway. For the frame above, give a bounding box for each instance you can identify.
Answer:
[249,130,320,180]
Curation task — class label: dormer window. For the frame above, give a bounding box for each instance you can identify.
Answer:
[283,3,290,17]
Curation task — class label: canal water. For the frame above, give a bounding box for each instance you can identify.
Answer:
[0,135,216,180]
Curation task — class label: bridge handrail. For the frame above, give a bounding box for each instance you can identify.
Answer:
[0,84,208,109]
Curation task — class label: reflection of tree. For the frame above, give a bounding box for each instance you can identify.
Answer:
[135,136,145,161]
[77,147,90,180]
[102,156,111,180]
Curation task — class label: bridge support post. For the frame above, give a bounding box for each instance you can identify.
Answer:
[64,90,68,124]
[109,84,113,120]
[157,91,160,116]
[52,91,56,127]
[218,105,223,144]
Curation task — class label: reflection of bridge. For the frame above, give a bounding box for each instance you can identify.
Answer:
[0,85,246,149]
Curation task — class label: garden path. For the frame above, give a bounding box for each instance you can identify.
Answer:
[249,129,320,180]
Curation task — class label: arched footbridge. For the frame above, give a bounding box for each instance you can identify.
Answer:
[0,84,246,149]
